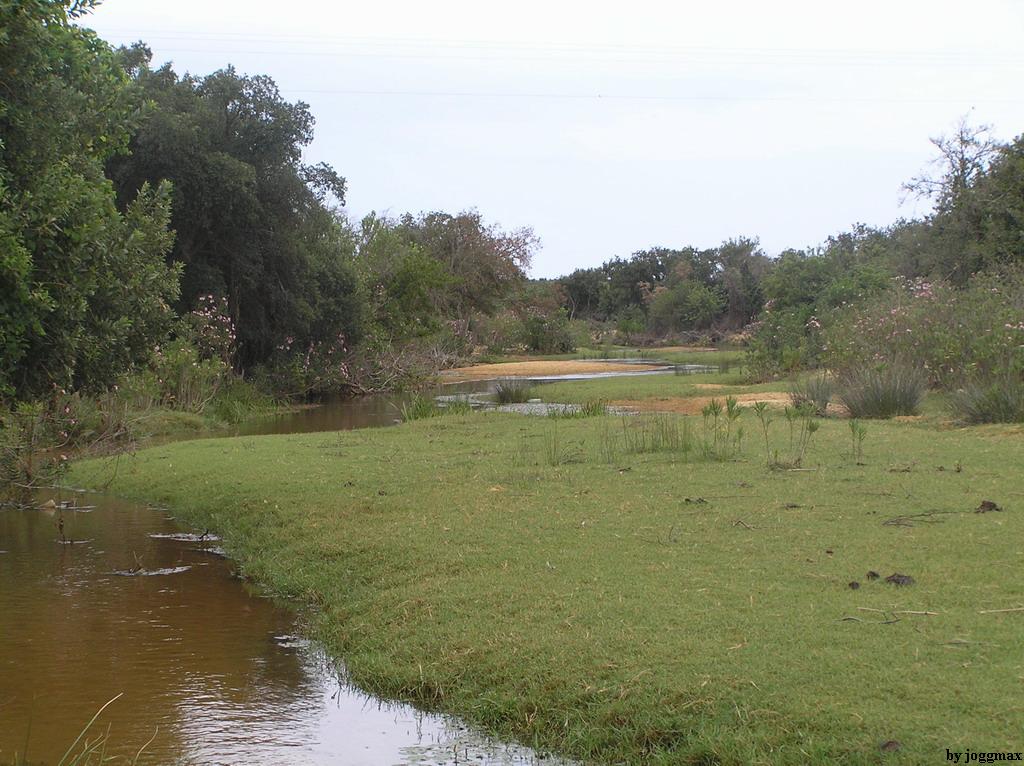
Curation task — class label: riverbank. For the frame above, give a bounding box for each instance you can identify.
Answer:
[69,402,1024,764]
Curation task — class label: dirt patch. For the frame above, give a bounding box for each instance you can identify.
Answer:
[440,360,665,381]
[610,392,792,415]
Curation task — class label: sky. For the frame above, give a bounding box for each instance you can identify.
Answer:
[85,0,1024,278]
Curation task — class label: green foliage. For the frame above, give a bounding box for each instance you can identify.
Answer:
[788,372,834,416]
[557,242,768,334]
[0,4,180,397]
[620,414,694,456]
[518,310,575,353]
[848,418,868,461]
[546,399,607,419]
[400,394,442,421]
[752,400,820,468]
[744,307,820,380]
[107,52,362,370]
[646,280,724,335]
[837,365,926,419]
[823,271,1024,388]
[614,306,646,344]
[0,403,65,503]
[400,394,472,421]
[699,396,745,460]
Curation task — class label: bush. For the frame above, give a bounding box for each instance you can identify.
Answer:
[745,307,822,381]
[950,376,1024,424]
[519,311,575,354]
[789,373,834,416]
[838,365,926,419]
[494,380,533,404]
[824,272,1024,388]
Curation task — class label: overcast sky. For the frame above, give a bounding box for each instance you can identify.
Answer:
[85,0,1024,278]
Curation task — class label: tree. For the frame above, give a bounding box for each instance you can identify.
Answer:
[0,1,180,398]
[107,51,360,369]
[903,117,1003,283]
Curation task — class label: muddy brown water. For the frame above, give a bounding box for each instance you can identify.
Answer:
[0,494,571,765]
[0,364,700,764]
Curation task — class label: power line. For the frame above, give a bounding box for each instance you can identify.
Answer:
[274,87,1018,106]
[94,29,1024,69]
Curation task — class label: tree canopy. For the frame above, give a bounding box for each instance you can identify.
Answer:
[0,1,180,398]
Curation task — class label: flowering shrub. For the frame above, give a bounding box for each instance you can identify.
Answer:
[823,273,1024,387]
[260,333,352,397]
[117,340,230,413]
[744,306,824,380]
[189,295,236,364]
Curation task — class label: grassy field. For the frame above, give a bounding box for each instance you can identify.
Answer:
[535,372,780,405]
[69,380,1024,765]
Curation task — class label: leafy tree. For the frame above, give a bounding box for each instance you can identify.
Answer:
[107,51,360,368]
[0,1,180,398]
[395,210,536,317]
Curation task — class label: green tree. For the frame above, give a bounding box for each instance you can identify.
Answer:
[107,51,359,368]
[0,1,180,397]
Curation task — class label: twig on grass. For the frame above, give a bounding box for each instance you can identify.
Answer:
[882,510,962,527]
[978,606,1024,614]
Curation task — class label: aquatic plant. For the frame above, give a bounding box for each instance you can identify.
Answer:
[493,380,533,404]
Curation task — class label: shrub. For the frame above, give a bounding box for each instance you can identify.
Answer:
[789,373,834,416]
[950,376,1024,424]
[838,365,926,419]
[518,310,575,354]
[0,403,65,502]
[745,307,822,381]
[823,272,1024,388]
[494,380,533,404]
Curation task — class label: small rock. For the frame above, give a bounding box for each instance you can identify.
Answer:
[866,571,880,580]
[976,500,1002,513]
[848,581,860,590]
[885,573,915,587]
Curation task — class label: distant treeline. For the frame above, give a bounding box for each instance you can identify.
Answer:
[550,118,1024,372]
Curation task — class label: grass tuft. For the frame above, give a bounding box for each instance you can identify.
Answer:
[788,372,834,416]
[493,379,534,404]
[838,365,926,419]
[950,375,1024,423]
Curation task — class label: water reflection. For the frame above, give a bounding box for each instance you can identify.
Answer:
[0,494,569,765]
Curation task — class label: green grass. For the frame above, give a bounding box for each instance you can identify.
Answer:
[69,413,1024,765]
[536,371,782,404]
